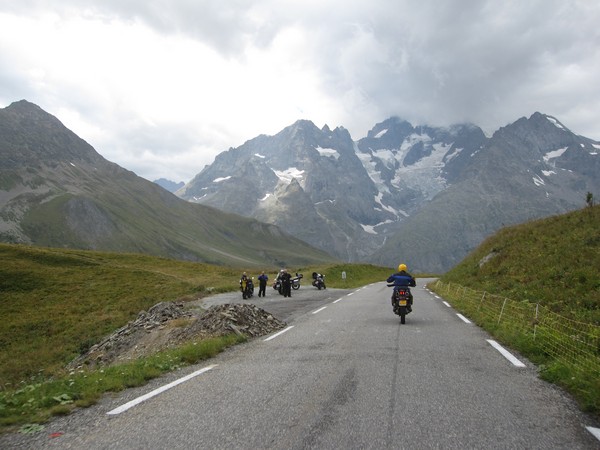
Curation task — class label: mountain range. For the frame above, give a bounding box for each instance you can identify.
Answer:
[176,113,599,272]
[0,100,335,268]
[1,100,598,273]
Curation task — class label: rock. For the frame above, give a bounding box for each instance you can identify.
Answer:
[68,302,286,370]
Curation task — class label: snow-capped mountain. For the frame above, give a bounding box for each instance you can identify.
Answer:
[177,113,599,272]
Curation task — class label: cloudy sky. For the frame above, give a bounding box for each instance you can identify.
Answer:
[1,1,599,182]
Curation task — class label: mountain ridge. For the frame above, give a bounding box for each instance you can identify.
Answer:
[178,112,599,272]
[0,100,336,268]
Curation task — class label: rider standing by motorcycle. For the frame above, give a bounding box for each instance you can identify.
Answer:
[280,268,292,298]
[240,272,249,298]
[257,271,268,297]
[386,264,416,312]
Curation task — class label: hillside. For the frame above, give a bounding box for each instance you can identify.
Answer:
[0,101,336,267]
[441,205,600,324]
[0,243,388,387]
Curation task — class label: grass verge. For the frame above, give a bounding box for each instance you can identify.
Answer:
[0,333,245,433]
[428,281,600,420]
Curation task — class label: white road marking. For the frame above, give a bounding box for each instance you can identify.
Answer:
[312,306,327,314]
[333,297,343,303]
[434,295,441,299]
[107,365,217,415]
[264,326,294,341]
[586,426,600,442]
[442,301,451,307]
[487,340,526,367]
[456,314,471,324]
[347,292,354,296]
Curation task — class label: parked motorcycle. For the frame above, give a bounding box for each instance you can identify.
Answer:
[388,284,412,324]
[242,277,254,299]
[311,272,326,290]
[272,279,283,295]
[291,272,303,290]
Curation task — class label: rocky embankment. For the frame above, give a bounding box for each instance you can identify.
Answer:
[68,302,286,369]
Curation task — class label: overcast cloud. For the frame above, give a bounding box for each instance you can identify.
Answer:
[1,0,599,182]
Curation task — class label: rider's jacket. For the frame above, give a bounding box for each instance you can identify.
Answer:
[386,271,416,288]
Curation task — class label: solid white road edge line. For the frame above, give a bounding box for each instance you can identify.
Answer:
[487,340,526,367]
[312,306,327,314]
[457,314,471,324]
[107,365,218,415]
[586,426,600,442]
[442,301,451,307]
[263,326,295,342]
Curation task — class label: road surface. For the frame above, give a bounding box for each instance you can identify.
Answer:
[3,280,598,449]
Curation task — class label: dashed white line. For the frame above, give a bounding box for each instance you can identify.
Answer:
[487,340,526,367]
[333,297,343,303]
[586,426,600,442]
[107,365,217,415]
[264,326,294,341]
[312,306,327,314]
[442,301,451,308]
[456,314,471,324]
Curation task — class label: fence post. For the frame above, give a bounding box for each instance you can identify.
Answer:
[533,303,539,340]
[497,298,508,325]
[478,292,486,311]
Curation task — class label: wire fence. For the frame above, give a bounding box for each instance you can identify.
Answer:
[430,280,600,377]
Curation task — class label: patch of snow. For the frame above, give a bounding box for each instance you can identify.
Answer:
[361,224,378,235]
[546,116,564,130]
[543,147,568,162]
[541,170,556,177]
[374,128,388,139]
[592,143,600,150]
[374,192,400,216]
[444,147,463,163]
[70,162,76,167]
[260,193,271,201]
[316,146,340,159]
[273,167,305,186]
[591,152,598,156]
[315,199,335,205]
[192,195,207,201]
[532,175,545,187]
[213,176,232,183]
[254,153,266,159]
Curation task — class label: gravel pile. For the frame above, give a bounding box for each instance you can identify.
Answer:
[68,302,286,369]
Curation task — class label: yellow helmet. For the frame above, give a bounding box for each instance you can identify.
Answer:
[398,263,407,272]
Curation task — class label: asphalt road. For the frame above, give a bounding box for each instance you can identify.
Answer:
[3,280,599,449]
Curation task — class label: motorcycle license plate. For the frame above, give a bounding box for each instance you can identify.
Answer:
[399,300,407,306]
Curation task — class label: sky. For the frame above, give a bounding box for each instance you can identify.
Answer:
[1,0,599,183]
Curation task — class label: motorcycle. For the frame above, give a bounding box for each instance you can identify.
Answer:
[241,277,254,299]
[291,272,303,290]
[311,272,326,290]
[388,284,412,324]
[272,278,283,295]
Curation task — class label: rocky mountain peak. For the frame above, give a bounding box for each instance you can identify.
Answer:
[0,100,105,168]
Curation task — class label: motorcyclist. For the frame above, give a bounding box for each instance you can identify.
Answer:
[312,271,324,287]
[240,272,249,299]
[386,264,416,312]
[280,268,292,298]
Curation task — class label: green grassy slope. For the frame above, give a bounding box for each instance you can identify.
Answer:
[0,243,392,388]
[441,205,600,324]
